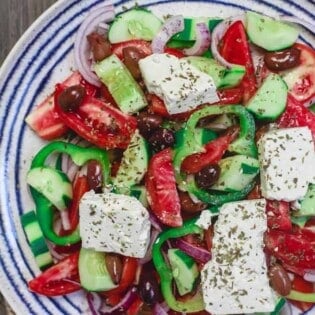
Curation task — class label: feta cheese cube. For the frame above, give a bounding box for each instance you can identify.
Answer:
[139,53,219,114]
[79,191,151,258]
[201,199,276,314]
[258,127,315,201]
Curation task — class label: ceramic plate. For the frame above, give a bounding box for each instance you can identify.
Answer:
[0,0,314,314]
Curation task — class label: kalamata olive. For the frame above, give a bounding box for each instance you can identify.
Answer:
[105,253,123,285]
[87,160,103,193]
[137,112,163,138]
[58,85,86,112]
[264,47,301,71]
[87,32,111,62]
[195,164,221,189]
[123,47,146,80]
[179,191,207,213]
[268,264,292,296]
[139,273,162,305]
[149,128,175,152]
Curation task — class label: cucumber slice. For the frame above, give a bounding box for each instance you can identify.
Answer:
[246,11,299,51]
[310,104,315,113]
[112,130,149,194]
[108,8,162,43]
[94,55,147,114]
[79,248,117,291]
[21,211,53,270]
[293,184,315,217]
[130,185,148,207]
[184,56,245,88]
[290,215,309,228]
[171,17,222,42]
[250,297,286,315]
[211,155,259,192]
[27,167,72,211]
[246,73,288,120]
[168,248,199,296]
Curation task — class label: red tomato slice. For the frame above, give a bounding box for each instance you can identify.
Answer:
[146,148,182,227]
[164,47,185,58]
[181,127,239,174]
[289,275,315,312]
[266,200,292,231]
[219,21,257,102]
[112,40,152,59]
[282,43,315,103]
[265,230,315,269]
[278,94,315,140]
[28,252,81,296]
[54,85,137,149]
[25,72,98,140]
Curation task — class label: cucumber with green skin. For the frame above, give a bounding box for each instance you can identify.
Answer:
[112,130,149,194]
[94,54,147,114]
[211,155,259,192]
[168,248,199,296]
[184,56,245,88]
[27,166,72,211]
[292,184,315,217]
[108,8,162,43]
[21,211,53,270]
[79,248,117,291]
[245,11,299,51]
[246,73,288,120]
[171,17,222,42]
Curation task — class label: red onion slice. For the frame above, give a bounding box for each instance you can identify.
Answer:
[211,15,245,68]
[74,4,115,86]
[151,15,184,53]
[175,239,211,263]
[303,270,315,282]
[183,22,211,56]
[60,210,71,231]
[87,292,103,315]
[99,287,138,314]
[153,302,169,315]
[149,213,163,232]
[280,16,315,34]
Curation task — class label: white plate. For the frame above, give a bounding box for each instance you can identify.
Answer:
[0,0,314,314]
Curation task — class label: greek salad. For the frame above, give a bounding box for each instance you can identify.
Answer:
[23,2,315,315]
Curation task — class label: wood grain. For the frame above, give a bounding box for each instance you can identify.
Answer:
[1,1,57,312]
[0,0,56,65]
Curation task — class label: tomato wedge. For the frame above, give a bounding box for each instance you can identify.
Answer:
[278,94,315,140]
[219,21,257,102]
[54,85,137,149]
[28,252,81,296]
[265,230,315,269]
[282,43,315,104]
[181,127,239,174]
[266,200,292,232]
[289,275,315,312]
[146,148,182,227]
[112,40,152,59]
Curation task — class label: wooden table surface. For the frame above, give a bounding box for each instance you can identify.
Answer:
[0,1,57,312]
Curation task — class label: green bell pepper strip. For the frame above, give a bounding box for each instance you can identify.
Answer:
[173,105,257,205]
[30,141,110,246]
[153,217,208,312]
[173,105,257,177]
[186,175,256,206]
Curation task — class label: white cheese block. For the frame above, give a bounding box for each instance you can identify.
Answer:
[79,190,151,258]
[139,53,219,114]
[258,127,315,201]
[201,199,276,314]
